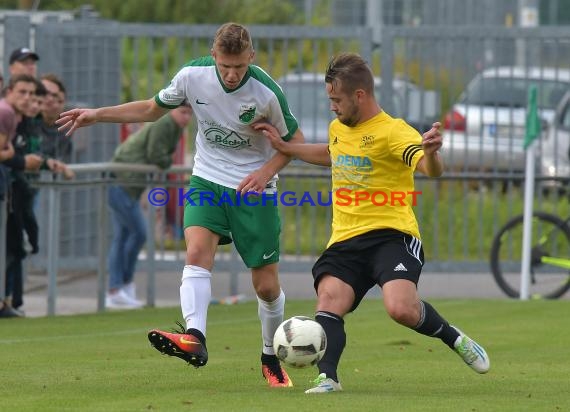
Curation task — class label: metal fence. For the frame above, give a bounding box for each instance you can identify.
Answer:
[1,12,570,302]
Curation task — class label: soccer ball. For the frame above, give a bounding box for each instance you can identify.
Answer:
[273,316,327,368]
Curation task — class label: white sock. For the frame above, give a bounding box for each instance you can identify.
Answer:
[257,289,285,355]
[180,265,211,336]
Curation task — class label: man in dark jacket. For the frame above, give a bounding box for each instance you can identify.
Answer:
[0,74,36,318]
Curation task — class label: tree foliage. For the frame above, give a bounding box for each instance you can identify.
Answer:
[3,0,326,25]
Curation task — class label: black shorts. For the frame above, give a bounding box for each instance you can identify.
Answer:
[312,229,424,312]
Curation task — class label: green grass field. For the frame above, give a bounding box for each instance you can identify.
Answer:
[2,299,569,412]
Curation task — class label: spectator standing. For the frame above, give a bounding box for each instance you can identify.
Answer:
[106,106,193,309]
[7,49,42,261]
[5,50,74,312]
[4,80,44,312]
[0,74,36,318]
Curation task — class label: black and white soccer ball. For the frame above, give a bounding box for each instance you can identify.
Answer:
[273,316,327,368]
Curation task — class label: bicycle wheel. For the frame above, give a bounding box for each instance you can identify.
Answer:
[490,212,570,299]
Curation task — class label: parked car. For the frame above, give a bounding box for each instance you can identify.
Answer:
[441,66,570,174]
[278,72,439,143]
[540,90,570,183]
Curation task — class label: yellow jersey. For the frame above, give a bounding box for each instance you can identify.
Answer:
[327,111,424,247]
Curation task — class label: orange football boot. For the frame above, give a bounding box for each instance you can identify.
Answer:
[148,328,208,368]
[261,362,293,387]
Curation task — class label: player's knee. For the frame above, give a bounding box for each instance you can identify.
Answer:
[185,245,213,267]
[254,281,280,301]
[316,289,351,314]
[317,288,336,306]
[385,301,416,326]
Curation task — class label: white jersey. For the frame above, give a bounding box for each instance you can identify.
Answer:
[156,56,298,189]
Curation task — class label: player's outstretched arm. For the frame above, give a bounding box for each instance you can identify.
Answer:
[57,99,168,136]
[253,122,331,167]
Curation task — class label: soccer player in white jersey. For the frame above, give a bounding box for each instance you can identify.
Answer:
[255,53,489,393]
[57,22,305,387]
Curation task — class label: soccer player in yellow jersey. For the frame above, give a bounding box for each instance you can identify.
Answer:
[254,52,490,394]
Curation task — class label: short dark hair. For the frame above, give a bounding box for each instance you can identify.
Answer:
[41,73,66,95]
[34,78,47,96]
[213,22,253,55]
[325,53,374,95]
[8,73,37,90]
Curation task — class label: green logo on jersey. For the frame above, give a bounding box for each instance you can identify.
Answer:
[205,127,251,149]
[239,104,256,123]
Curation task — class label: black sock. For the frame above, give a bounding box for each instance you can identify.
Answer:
[413,301,460,349]
[261,353,279,365]
[186,328,207,348]
[315,311,345,382]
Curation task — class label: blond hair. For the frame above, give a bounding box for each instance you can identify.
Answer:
[213,22,253,55]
